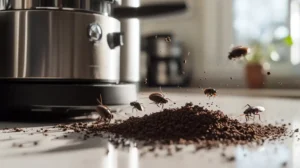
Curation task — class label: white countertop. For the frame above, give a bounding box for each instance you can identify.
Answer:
[1,88,300,168]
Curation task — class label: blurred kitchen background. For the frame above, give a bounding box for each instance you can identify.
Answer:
[139,0,300,89]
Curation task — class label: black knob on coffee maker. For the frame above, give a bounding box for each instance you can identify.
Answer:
[107,32,124,49]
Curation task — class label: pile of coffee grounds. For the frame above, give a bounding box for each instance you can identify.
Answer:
[63,103,288,150]
[52,103,298,152]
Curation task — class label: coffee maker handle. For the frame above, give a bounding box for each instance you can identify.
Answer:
[112,2,187,19]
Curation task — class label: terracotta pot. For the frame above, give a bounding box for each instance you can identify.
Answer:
[245,63,265,89]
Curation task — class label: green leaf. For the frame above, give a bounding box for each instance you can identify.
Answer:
[283,35,293,46]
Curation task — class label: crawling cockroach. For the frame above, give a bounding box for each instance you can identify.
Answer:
[204,88,217,98]
[130,101,145,112]
[96,94,113,124]
[239,104,265,121]
[149,87,172,109]
[228,46,250,60]
[186,102,193,106]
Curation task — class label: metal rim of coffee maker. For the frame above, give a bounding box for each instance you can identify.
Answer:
[0,0,122,16]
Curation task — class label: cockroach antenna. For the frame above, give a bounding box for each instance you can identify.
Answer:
[97,94,103,105]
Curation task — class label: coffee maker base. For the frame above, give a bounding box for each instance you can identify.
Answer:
[0,80,138,120]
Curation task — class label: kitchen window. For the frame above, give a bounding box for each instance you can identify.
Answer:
[233,0,290,63]
[202,0,300,86]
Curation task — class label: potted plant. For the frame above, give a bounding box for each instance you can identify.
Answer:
[245,42,266,88]
[244,34,293,89]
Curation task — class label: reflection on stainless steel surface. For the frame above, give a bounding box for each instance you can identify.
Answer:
[128,145,139,168]
[0,0,119,15]
[119,0,140,83]
[0,0,7,10]
[0,10,121,82]
[119,18,140,83]
[104,143,118,168]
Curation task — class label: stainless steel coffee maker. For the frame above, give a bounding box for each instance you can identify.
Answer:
[0,0,186,118]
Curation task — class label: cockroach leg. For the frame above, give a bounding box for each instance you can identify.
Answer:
[254,113,262,122]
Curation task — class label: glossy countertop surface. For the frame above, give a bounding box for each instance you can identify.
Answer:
[1,88,300,168]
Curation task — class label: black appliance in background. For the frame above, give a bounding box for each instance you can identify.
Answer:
[142,34,191,87]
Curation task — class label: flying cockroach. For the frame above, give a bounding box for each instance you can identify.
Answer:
[228,46,250,60]
[204,88,217,98]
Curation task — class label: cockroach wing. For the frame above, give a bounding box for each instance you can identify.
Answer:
[247,48,251,53]
[255,106,265,112]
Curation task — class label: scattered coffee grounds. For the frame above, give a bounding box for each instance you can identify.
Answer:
[226,156,235,162]
[221,153,226,157]
[175,146,182,152]
[166,148,172,156]
[13,128,23,132]
[90,104,288,149]
[281,162,287,167]
[140,151,147,157]
[165,37,171,42]
[149,146,155,152]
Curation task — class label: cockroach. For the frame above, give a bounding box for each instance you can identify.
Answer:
[186,102,193,106]
[204,88,217,98]
[130,101,145,112]
[96,94,113,124]
[165,36,171,42]
[238,104,265,121]
[149,87,172,109]
[228,46,250,60]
